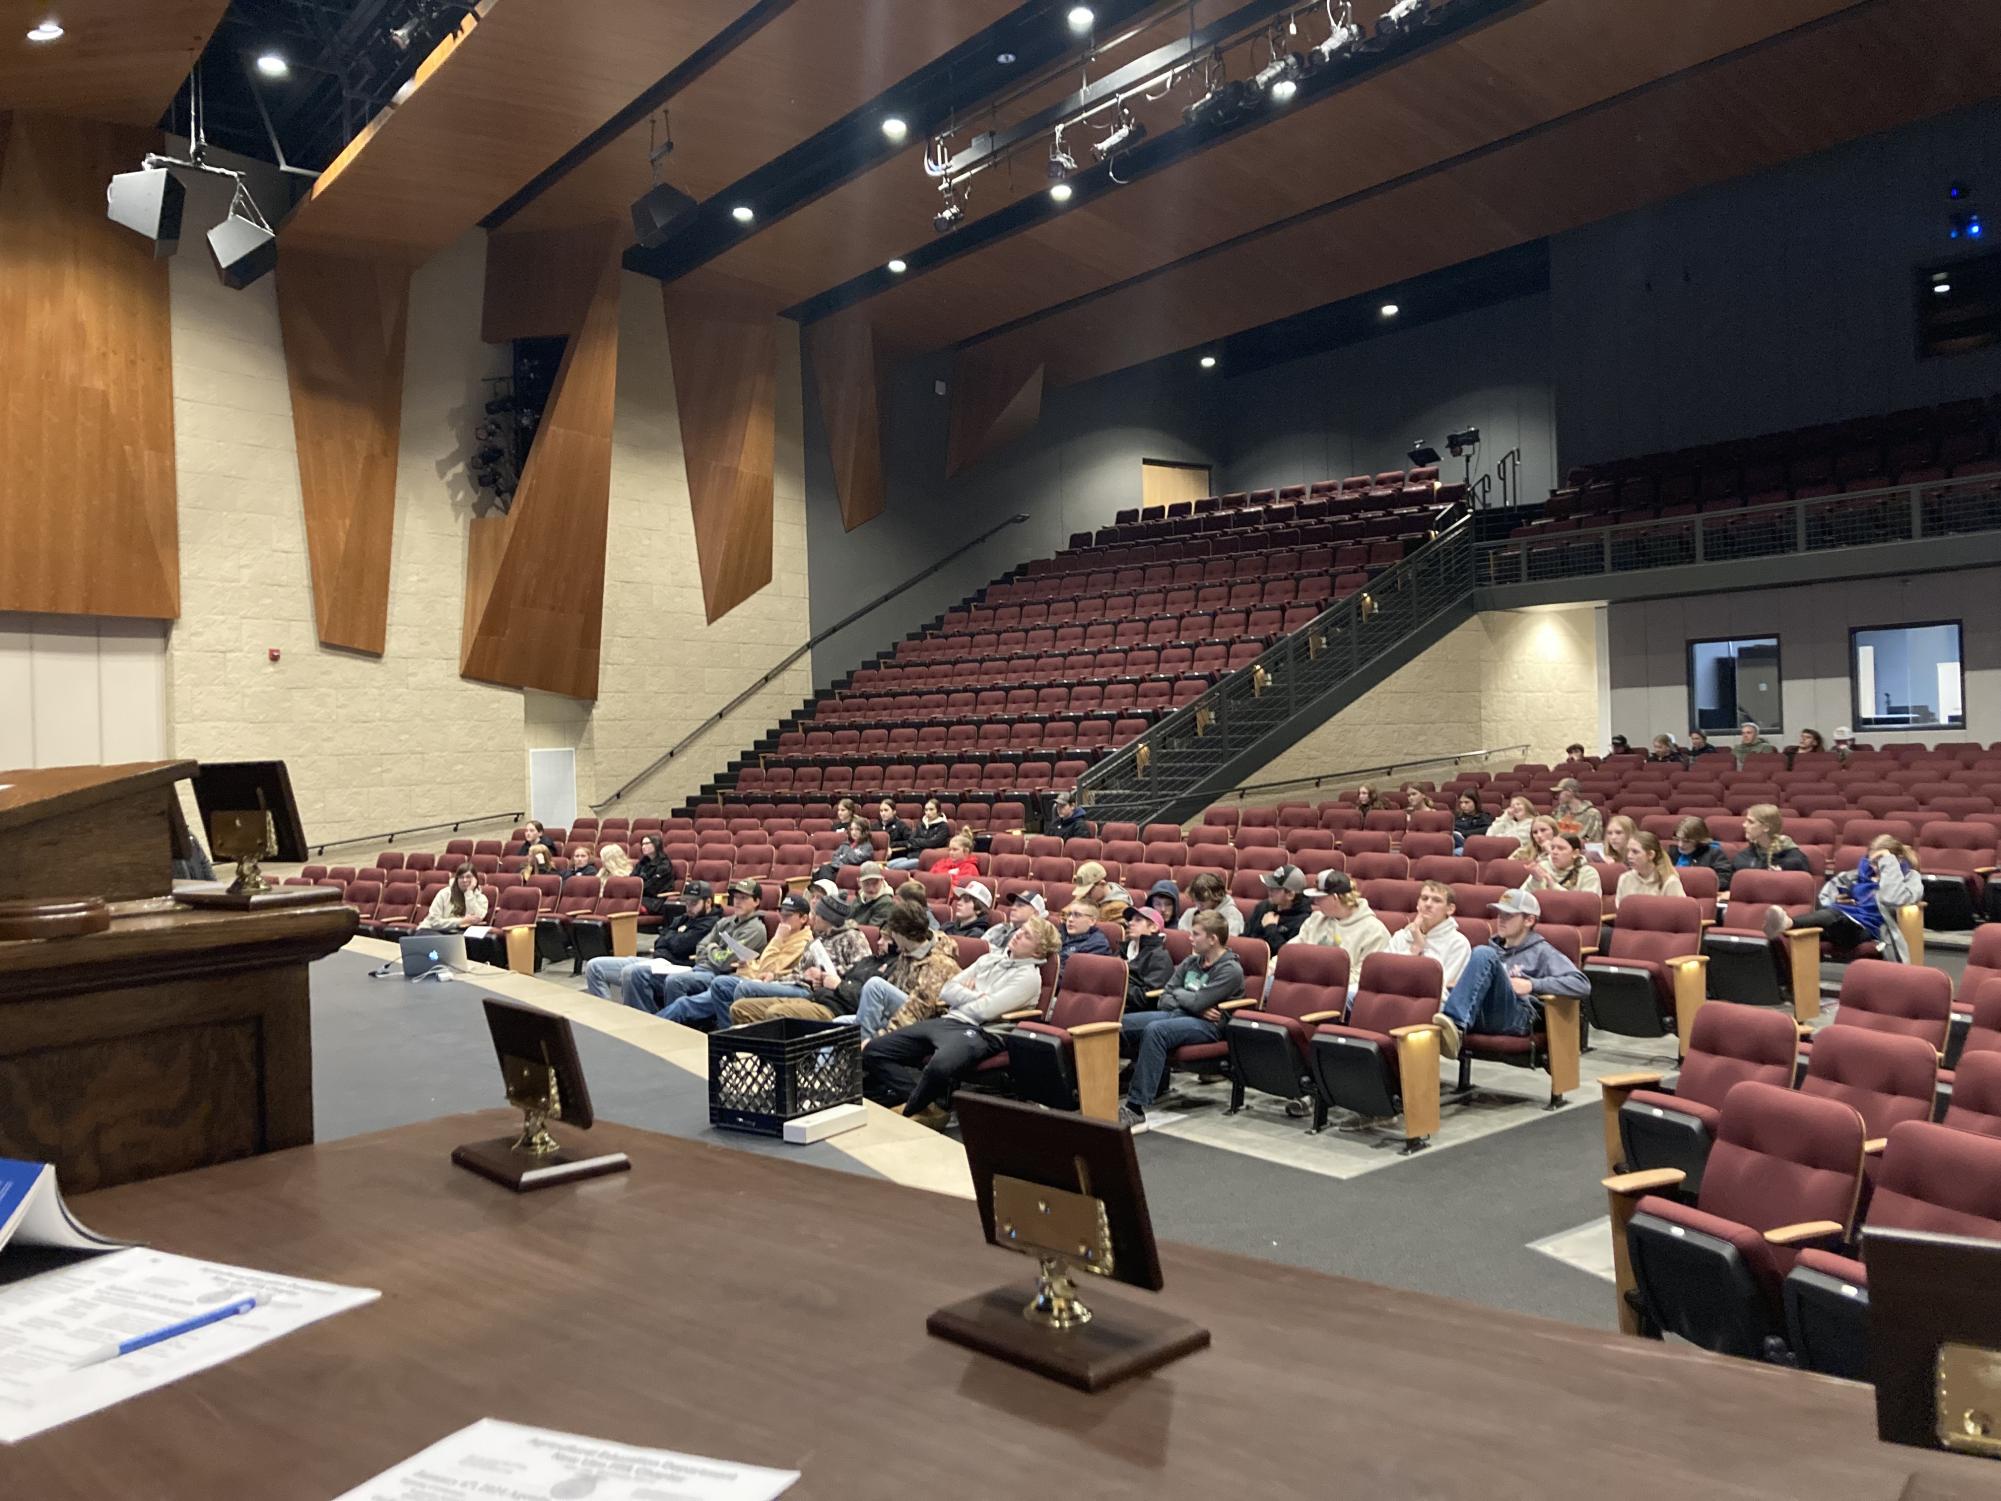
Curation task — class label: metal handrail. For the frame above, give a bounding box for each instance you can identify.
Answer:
[596,511,1030,811]
[1211,743,1532,804]
[308,809,525,858]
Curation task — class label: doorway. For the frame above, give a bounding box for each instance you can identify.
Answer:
[1141,459,1212,510]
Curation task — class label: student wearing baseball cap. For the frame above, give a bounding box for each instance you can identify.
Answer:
[1293,870,1389,969]
[614,877,769,1014]
[582,878,717,1000]
[851,862,896,926]
[982,888,1045,951]
[1249,864,1311,951]
[1122,902,1174,1009]
[944,880,995,937]
[1070,860,1130,920]
[1430,888,1589,1061]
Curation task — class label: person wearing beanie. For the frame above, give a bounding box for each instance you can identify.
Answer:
[851,862,897,926]
[982,888,1045,951]
[944,880,995,937]
[720,892,871,1026]
[1249,864,1311,952]
[1122,903,1174,1008]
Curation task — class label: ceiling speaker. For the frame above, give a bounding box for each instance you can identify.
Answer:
[208,212,278,289]
[106,167,186,257]
[631,181,698,249]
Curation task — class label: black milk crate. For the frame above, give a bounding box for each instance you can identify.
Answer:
[708,1017,863,1136]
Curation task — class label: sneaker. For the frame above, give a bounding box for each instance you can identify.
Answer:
[1116,1103,1148,1132]
[1432,1012,1462,1059]
[1762,906,1792,940]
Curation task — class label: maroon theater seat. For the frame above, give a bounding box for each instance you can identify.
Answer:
[1225,945,1351,1128]
[1584,894,1704,1045]
[1799,1025,1938,1142]
[1001,952,1127,1113]
[1308,953,1447,1153]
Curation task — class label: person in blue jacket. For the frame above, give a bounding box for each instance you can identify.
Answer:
[1431,888,1591,1058]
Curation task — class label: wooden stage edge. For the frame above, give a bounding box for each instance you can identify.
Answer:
[11,1112,1990,1499]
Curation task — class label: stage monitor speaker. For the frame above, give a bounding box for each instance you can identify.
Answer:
[106,167,186,257]
[208,213,278,290]
[631,181,697,249]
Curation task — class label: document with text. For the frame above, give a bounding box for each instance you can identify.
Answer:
[334,1418,799,1500]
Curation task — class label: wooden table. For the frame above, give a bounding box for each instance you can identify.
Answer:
[11,1113,1991,1498]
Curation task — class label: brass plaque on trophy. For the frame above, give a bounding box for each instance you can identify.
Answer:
[452,998,631,1192]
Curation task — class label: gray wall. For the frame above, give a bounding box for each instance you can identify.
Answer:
[1551,100,2001,469]
[1217,291,1558,507]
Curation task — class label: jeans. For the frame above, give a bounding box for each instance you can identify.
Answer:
[1795,907,1874,946]
[887,857,920,870]
[622,967,712,1015]
[863,1017,1005,1115]
[665,975,808,1030]
[856,977,911,1037]
[1119,1009,1223,1112]
[1439,945,1539,1037]
[582,955,648,998]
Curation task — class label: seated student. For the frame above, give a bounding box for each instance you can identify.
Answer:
[524,844,559,879]
[1765,835,1922,962]
[926,830,981,888]
[1686,727,1720,758]
[422,862,488,930]
[897,877,943,929]
[567,844,601,878]
[1178,870,1245,937]
[1123,903,1174,1008]
[1294,870,1389,965]
[983,888,1045,951]
[1142,877,1181,928]
[1352,783,1380,818]
[891,797,952,870]
[1646,733,1687,767]
[1731,803,1811,880]
[1513,814,1562,865]
[1117,911,1247,1129]
[846,900,970,1036]
[1672,816,1734,888]
[1451,791,1489,846]
[1249,864,1311,951]
[732,899,950,1032]
[598,843,633,879]
[1733,720,1778,768]
[943,880,995,937]
[1383,880,1471,996]
[817,819,876,881]
[1486,794,1537,843]
[1404,789,1433,814]
[583,879,717,998]
[633,834,677,914]
[1563,742,1587,763]
[1522,831,1600,894]
[1431,889,1590,1059]
[1615,830,1685,906]
[1045,791,1092,841]
[1551,779,1604,844]
[1070,860,1130,921]
[617,878,767,1012]
[1601,814,1637,867]
[874,798,911,861]
[851,862,897,926]
[1057,898,1114,973]
[1786,727,1826,768]
[663,892,861,1031]
[833,796,861,830]
[515,819,559,857]
[862,918,1061,1124]
[1608,734,1633,757]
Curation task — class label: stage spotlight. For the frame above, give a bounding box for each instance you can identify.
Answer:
[933,201,964,234]
[1048,128,1078,180]
[1408,442,1441,467]
[1067,6,1094,33]
[1049,182,1073,204]
[1184,79,1251,130]
[730,204,754,223]
[1446,426,1481,456]
[1379,302,1399,317]
[1199,355,1217,370]
[256,52,288,77]
[1095,114,1144,158]
[1313,12,1360,65]
[881,116,908,142]
[389,16,419,49]
[26,19,63,42]
[1253,52,1301,97]
[887,258,907,273]
[105,166,186,258]
[1377,0,1426,38]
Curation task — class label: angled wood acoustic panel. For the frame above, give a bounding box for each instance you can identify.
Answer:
[944,344,1043,479]
[276,248,411,655]
[662,279,778,623]
[805,317,884,532]
[460,229,622,699]
[0,112,177,620]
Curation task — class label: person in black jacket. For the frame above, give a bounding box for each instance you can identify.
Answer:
[1117,910,1248,1128]
[944,880,995,938]
[515,819,560,857]
[566,843,601,878]
[1451,791,1489,846]
[891,797,951,870]
[581,880,717,998]
[633,834,677,915]
[1248,864,1310,951]
[1730,804,1813,882]
[1671,816,1736,889]
[1123,904,1174,1008]
[1057,899,1114,976]
[1045,791,1092,841]
[874,798,911,860]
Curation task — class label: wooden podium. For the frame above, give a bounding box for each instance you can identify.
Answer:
[0,762,356,1192]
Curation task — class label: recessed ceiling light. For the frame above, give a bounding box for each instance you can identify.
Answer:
[1049,182,1073,203]
[731,204,754,223]
[255,52,288,77]
[1199,355,1217,369]
[1380,302,1400,318]
[997,50,1017,64]
[26,19,63,42]
[881,117,908,142]
[1067,6,1094,33]
[887,258,907,274]
[1933,282,1952,295]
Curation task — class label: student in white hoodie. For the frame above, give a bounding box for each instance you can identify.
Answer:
[1292,871,1391,982]
[1383,880,1471,998]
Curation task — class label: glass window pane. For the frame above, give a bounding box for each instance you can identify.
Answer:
[1687,637,1782,735]
[1852,623,1964,731]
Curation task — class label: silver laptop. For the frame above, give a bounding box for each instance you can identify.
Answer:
[399,932,467,979]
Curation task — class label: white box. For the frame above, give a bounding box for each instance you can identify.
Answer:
[782,1103,869,1144]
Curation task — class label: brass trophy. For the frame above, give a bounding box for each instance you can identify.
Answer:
[209,804,275,895]
[993,1170,1114,1330]
[452,999,631,1192]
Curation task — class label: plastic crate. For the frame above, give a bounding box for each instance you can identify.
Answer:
[708,1017,863,1136]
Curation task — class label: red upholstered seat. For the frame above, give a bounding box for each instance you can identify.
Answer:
[1304,953,1445,1150]
[1827,958,1952,1053]
[1584,894,1702,1039]
[1943,1049,2001,1137]
[1616,1002,1800,1190]
[1799,1025,1938,1140]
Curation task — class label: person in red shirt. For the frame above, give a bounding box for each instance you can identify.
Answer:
[927,830,980,888]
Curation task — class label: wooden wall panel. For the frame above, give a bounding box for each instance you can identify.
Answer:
[482,222,615,343]
[460,230,622,699]
[944,345,1043,478]
[275,248,411,656]
[663,279,778,624]
[805,317,884,532]
[0,112,177,621]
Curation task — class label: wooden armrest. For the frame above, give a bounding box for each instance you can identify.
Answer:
[1143,988,1164,999]
[1597,1071,1665,1091]
[1863,1137,1889,1156]
[1298,1009,1344,1025]
[1387,1023,1439,1038]
[1218,997,1258,1012]
[1667,954,1707,970]
[1000,1008,1042,1022]
[1579,945,1598,957]
[1763,1220,1845,1246]
[1602,1167,1686,1197]
[1066,1021,1122,1039]
[1699,918,1715,929]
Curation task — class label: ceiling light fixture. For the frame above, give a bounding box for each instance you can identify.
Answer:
[1314,4,1360,66]
[1377,0,1427,38]
[1270,77,1298,103]
[1067,5,1094,33]
[26,19,63,42]
[881,116,908,142]
[1049,182,1073,203]
[730,204,754,223]
[997,50,1016,64]
[255,52,288,77]
[1380,302,1400,318]
[1094,110,1144,159]
[1933,281,1952,295]
[887,258,908,273]
[1200,355,1217,369]
[1253,51,1301,97]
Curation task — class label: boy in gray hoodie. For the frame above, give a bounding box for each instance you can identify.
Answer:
[1117,911,1247,1128]
[1431,889,1590,1059]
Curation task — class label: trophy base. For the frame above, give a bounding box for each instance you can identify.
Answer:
[450,1135,631,1193]
[927,1282,1210,1392]
[174,884,342,912]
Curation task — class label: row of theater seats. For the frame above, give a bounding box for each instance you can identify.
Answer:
[1599,959,2001,1378]
[1089,470,1462,547]
[1519,395,2001,537]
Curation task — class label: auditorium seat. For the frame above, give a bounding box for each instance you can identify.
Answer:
[1584,895,1705,1047]
[1799,1025,1938,1145]
[1704,869,1819,1013]
[1224,945,1350,1128]
[1002,952,1126,1115]
[1307,953,1446,1152]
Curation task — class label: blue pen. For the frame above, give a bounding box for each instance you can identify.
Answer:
[70,1294,262,1370]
